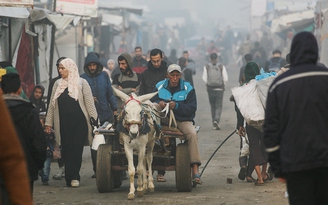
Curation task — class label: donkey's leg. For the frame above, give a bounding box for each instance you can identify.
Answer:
[124,142,136,200]
[136,143,146,197]
[142,157,148,194]
[146,139,155,192]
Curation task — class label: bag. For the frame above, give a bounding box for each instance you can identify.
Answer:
[52,143,61,160]
[231,80,265,128]
[268,58,283,72]
[256,76,276,108]
[206,63,224,87]
[240,135,249,157]
[91,134,105,150]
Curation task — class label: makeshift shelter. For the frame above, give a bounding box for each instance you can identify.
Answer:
[0,7,80,97]
[270,10,315,37]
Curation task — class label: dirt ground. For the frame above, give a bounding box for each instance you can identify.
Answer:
[33,63,289,205]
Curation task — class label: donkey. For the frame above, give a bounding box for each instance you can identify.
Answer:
[113,87,160,200]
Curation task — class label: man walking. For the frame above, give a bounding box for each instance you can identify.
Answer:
[202,53,228,130]
[81,52,118,178]
[264,32,328,205]
[264,49,287,72]
[132,46,148,74]
[139,48,168,181]
[112,53,141,113]
[139,48,168,95]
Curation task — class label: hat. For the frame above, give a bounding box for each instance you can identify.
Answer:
[167,64,181,73]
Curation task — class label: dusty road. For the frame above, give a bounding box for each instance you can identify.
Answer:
[33,63,289,205]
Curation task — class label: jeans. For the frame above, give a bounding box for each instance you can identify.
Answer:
[207,89,224,123]
[39,157,52,182]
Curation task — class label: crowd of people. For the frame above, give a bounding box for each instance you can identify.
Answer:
[0,30,328,204]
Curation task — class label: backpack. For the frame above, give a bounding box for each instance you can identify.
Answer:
[268,58,283,72]
[206,63,224,87]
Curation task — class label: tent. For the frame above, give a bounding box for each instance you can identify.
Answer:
[0,7,81,97]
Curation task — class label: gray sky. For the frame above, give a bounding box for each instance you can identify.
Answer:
[100,0,317,36]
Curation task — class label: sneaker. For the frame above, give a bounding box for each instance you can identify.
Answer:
[53,166,65,180]
[71,180,79,187]
[42,181,49,186]
[52,174,62,180]
[213,121,220,130]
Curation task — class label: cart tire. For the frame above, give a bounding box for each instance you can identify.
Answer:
[96,144,113,193]
[175,143,193,192]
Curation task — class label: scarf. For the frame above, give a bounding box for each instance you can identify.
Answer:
[53,58,79,105]
[243,62,260,85]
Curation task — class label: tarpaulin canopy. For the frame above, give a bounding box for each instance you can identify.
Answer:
[0,7,29,18]
[271,10,314,33]
[29,8,81,31]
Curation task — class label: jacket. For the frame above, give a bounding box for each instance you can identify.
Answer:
[264,57,287,72]
[3,94,47,181]
[132,57,148,74]
[139,60,168,95]
[264,32,328,177]
[0,97,33,204]
[29,84,46,113]
[153,79,197,122]
[112,53,141,95]
[81,52,117,123]
[45,78,98,145]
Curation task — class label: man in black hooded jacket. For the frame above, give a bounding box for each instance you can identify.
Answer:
[1,73,46,202]
[264,32,328,205]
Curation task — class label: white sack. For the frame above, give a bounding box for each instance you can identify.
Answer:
[257,76,276,108]
[91,134,105,150]
[231,79,265,127]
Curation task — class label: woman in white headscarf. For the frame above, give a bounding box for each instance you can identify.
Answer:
[45,58,97,188]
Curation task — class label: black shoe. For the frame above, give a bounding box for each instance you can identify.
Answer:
[238,167,247,180]
[42,181,49,186]
[91,173,96,178]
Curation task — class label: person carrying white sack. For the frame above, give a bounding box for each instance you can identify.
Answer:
[235,62,270,186]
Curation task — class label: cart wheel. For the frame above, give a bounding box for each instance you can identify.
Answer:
[175,143,193,192]
[96,144,113,193]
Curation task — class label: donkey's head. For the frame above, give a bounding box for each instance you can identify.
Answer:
[113,87,157,139]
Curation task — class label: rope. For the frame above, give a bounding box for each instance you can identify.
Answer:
[200,130,236,177]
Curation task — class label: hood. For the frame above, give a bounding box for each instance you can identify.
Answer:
[290,32,318,67]
[29,84,45,103]
[83,52,103,77]
[118,53,133,71]
[244,62,260,84]
[147,60,168,73]
[3,94,33,123]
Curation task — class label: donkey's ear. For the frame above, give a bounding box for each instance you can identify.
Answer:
[112,86,129,102]
[137,91,158,103]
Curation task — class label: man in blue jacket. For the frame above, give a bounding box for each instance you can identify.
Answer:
[81,52,117,178]
[152,64,202,184]
[264,32,328,205]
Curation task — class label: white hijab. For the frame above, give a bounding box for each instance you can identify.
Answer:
[53,58,80,105]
